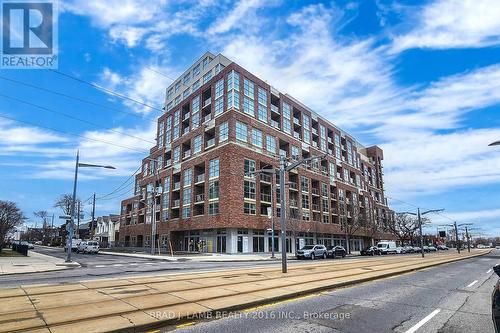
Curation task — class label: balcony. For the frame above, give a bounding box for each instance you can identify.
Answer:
[172,199,180,208]
[312,141,318,148]
[194,194,205,203]
[204,115,211,123]
[271,104,279,114]
[259,173,271,183]
[312,128,318,135]
[293,132,301,139]
[328,137,333,143]
[206,138,215,148]
[289,199,298,207]
[260,193,271,203]
[183,113,190,121]
[203,98,211,108]
[288,182,298,190]
[270,120,280,129]
[293,118,301,126]
[173,182,181,190]
[165,159,172,168]
[183,150,191,159]
[195,174,205,183]
[183,127,190,135]
[311,188,319,196]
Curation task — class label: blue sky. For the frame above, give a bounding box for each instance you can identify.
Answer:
[1,0,499,236]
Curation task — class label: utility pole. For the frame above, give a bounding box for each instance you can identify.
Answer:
[150,159,160,255]
[465,226,470,253]
[67,151,79,263]
[454,221,460,254]
[90,193,96,239]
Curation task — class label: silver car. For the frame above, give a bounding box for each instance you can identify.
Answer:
[296,245,327,260]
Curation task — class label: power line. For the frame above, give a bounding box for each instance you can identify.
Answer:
[0,75,159,125]
[96,164,142,200]
[0,92,157,145]
[49,69,164,113]
[0,113,149,153]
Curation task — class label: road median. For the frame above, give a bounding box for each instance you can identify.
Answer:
[0,249,490,333]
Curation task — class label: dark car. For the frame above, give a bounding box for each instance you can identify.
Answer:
[327,245,346,259]
[493,264,500,332]
[360,246,382,256]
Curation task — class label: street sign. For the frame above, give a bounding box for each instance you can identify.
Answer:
[59,215,71,219]
[439,231,446,237]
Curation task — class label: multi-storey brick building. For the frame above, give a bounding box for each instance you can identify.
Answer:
[119,52,393,254]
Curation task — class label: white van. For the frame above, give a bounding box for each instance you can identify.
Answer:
[377,240,397,254]
[64,238,82,252]
[77,241,99,254]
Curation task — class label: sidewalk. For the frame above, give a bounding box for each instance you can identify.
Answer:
[0,249,490,333]
[99,250,361,262]
[0,250,79,275]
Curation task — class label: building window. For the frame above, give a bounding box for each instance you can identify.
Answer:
[236,121,248,142]
[192,80,200,90]
[227,91,240,110]
[173,147,180,163]
[183,187,191,205]
[302,211,310,221]
[215,79,224,99]
[182,207,191,219]
[244,159,256,177]
[219,122,228,142]
[208,202,219,215]
[183,169,192,187]
[193,64,201,76]
[252,128,262,148]
[193,135,202,154]
[303,114,310,129]
[203,71,212,84]
[291,146,300,160]
[192,112,200,129]
[209,180,219,199]
[215,97,224,116]
[257,104,267,123]
[175,81,181,93]
[173,125,180,140]
[244,78,254,99]
[192,95,200,113]
[243,97,254,116]
[283,103,291,119]
[302,194,309,209]
[183,89,190,99]
[283,119,291,134]
[266,135,276,153]
[244,180,256,199]
[244,202,256,215]
[258,87,267,105]
[227,70,240,91]
[209,158,220,178]
[303,129,311,144]
[301,176,309,192]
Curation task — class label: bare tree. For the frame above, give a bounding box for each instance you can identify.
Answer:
[0,201,26,252]
[34,210,50,244]
[386,213,430,245]
[54,194,80,216]
[341,199,365,254]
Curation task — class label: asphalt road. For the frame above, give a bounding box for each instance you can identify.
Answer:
[173,250,500,333]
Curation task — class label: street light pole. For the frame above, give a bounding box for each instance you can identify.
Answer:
[454,221,460,254]
[417,208,424,258]
[279,155,287,273]
[465,226,470,253]
[65,151,116,263]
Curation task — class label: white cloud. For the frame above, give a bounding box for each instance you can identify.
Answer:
[391,0,500,52]
[208,0,266,34]
[0,119,68,145]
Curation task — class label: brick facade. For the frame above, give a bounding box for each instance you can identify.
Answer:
[119,53,394,253]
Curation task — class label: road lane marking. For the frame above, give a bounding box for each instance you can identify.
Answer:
[466,280,478,287]
[487,269,492,274]
[405,309,441,333]
[95,265,105,268]
[113,264,124,267]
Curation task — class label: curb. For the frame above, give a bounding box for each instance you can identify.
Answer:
[108,250,492,332]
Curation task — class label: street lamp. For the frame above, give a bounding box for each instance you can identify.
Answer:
[279,154,327,273]
[400,208,444,258]
[66,151,115,263]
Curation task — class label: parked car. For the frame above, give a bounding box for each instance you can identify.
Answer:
[492,264,500,332]
[395,246,406,254]
[437,245,449,250]
[327,245,346,258]
[413,246,422,253]
[34,241,42,245]
[20,241,34,249]
[360,246,382,256]
[423,246,431,253]
[296,245,327,260]
[77,241,99,254]
[403,246,415,253]
[428,246,437,252]
[377,240,397,254]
